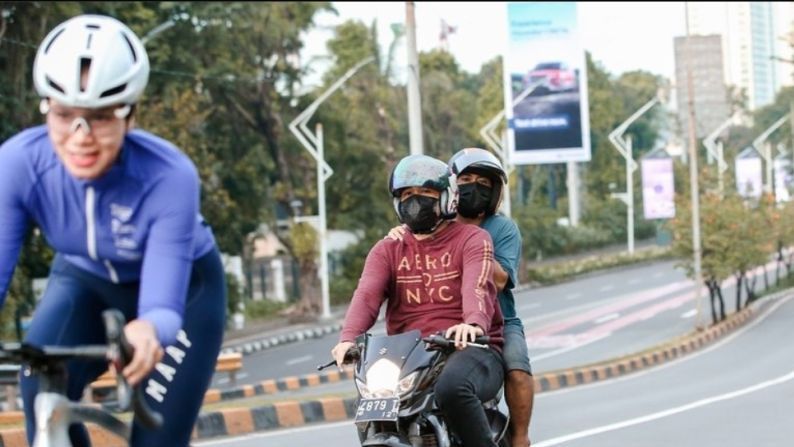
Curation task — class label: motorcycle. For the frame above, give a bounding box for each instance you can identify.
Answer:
[320,329,510,447]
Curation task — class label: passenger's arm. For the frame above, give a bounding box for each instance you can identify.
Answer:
[492,219,521,291]
[493,261,508,291]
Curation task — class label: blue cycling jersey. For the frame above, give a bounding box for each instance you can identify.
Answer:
[0,125,217,345]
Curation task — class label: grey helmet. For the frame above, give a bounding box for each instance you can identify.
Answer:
[389,154,458,221]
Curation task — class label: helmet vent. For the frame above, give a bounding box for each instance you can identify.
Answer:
[121,32,138,63]
[85,24,100,30]
[79,58,92,92]
[43,28,65,54]
[86,32,93,50]
[100,84,127,98]
[46,77,65,94]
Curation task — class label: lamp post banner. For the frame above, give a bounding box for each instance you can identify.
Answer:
[735,156,763,198]
[641,157,675,220]
[503,1,591,165]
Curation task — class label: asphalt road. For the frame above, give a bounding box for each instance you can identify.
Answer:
[211,258,787,392]
[198,290,794,446]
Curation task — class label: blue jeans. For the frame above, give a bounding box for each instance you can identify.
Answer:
[435,346,505,447]
[20,249,226,447]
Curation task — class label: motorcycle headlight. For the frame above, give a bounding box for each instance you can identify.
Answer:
[365,359,400,397]
[397,371,419,397]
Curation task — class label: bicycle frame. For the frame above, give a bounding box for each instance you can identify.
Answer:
[0,310,162,447]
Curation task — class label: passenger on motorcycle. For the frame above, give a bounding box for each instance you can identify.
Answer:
[332,154,506,447]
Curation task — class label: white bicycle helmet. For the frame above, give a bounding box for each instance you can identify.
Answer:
[33,14,149,108]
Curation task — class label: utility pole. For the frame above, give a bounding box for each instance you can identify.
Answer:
[406,2,424,155]
[684,3,705,331]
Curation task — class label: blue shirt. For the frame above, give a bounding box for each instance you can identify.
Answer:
[0,125,217,345]
[481,214,522,321]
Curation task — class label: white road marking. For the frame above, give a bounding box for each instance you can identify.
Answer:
[653,272,664,278]
[628,278,641,285]
[286,355,313,366]
[593,312,620,324]
[565,292,582,300]
[534,368,794,446]
[681,309,697,319]
[598,285,614,292]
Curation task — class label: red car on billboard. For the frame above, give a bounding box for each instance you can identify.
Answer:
[524,62,578,94]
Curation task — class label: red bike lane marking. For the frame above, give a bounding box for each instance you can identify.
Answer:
[525,259,781,349]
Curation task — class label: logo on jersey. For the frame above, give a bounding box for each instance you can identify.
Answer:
[110,203,141,260]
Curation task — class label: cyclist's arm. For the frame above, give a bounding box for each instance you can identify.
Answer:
[338,241,391,342]
[0,145,32,303]
[137,164,201,346]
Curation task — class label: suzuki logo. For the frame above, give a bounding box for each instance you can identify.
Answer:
[379,348,387,355]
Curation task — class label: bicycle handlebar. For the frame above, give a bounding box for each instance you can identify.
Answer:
[102,309,163,430]
[0,309,163,431]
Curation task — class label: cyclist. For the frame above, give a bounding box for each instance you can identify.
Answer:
[332,154,505,447]
[389,148,534,447]
[0,15,226,446]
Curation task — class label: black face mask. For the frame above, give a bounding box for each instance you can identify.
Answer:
[399,195,441,234]
[457,183,492,218]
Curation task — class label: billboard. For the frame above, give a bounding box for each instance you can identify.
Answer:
[641,157,675,219]
[735,149,763,198]
[503,1,591,165]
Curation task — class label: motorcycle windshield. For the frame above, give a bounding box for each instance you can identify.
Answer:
[362,330,434,379]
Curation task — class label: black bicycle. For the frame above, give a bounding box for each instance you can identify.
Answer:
[0,309,163,447]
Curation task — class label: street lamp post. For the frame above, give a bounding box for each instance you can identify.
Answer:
[608,95,661,255]
[752,114,789,194]
[288,56,375,320]
[702,115,738,196]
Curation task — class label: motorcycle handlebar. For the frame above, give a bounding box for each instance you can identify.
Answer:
[422,334,491,349]
[317,346,360,371]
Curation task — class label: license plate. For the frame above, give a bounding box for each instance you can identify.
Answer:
[354,397,400,422]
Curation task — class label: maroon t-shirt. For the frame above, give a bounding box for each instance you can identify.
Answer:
[339,221,504,350]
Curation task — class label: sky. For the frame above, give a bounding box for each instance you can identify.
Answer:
[301,1,688,86]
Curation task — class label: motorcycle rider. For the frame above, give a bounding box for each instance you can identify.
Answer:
[332,154,505,447]
[388,148,535,446]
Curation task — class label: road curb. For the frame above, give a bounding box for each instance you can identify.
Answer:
[221,323,344,357]
[202,367,355,405]
[188,294,771,442]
